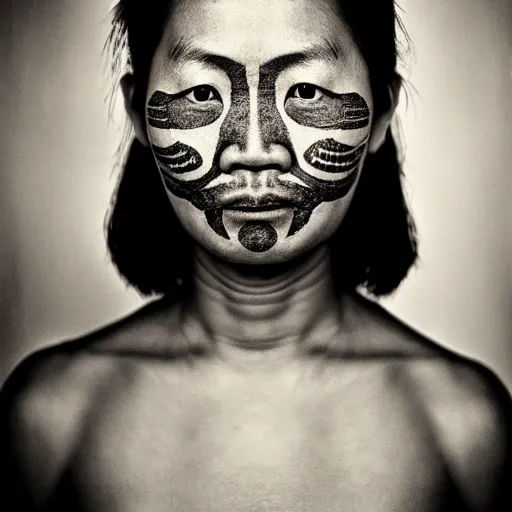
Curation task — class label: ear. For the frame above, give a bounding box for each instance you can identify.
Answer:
[120,73,149,147]
[368,75,401,154]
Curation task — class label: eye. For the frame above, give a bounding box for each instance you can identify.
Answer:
[186,85,220,103]
[291,83,323,100]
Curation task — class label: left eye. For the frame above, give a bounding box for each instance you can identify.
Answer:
[186,86,219,103]
[291,83,323,100]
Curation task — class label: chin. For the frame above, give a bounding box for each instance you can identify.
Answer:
[200,233,325,266]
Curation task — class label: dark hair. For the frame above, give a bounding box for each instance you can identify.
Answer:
[106,0,418,297]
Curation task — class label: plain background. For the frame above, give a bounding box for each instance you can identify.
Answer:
[1,0,511,387]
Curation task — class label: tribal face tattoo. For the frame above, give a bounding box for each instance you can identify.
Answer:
[145,0,375,259]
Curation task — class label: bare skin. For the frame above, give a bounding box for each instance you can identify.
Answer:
[2,0,510,509]
[1,245,511,511]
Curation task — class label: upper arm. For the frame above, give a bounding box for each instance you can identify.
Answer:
[448,364,512,512]
[0,350,95,510]
[480,370,512,511]
[0,355,40,511]
[412,359,512,511]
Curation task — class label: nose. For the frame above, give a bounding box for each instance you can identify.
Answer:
[218,108,292,172]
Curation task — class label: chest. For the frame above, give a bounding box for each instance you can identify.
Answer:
[65,369,459,512]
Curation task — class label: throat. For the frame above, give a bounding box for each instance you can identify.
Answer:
[181,244,343,358]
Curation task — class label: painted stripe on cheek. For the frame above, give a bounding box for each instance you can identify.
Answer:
[153,142,203,174]
[304,138,365,173]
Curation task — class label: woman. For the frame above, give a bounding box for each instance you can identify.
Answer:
[1,0,510,510]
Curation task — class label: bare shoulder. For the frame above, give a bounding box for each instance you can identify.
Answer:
[0,294,183,449]
[353,293,512,464]
[347,292,512,509]
[0,342,124,507]
[0,295,182,507]
[404,356,511,511]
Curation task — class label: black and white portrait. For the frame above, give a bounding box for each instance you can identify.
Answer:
[0,0,511,510]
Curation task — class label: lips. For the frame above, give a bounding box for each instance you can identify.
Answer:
[303,138,365,174]
[221,194,296,211]
[204,194,297,240]
[228,204,288,212]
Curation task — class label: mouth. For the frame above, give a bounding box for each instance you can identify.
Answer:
[221,197,295,226]
[221,194,296,212]
[226,204,290,213]
[223,204,293,222]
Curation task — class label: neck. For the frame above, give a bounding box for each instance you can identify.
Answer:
[180,244,345,362]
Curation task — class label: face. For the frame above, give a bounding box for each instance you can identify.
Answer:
[143,0,381,264]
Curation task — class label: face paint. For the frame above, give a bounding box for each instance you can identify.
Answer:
[303,137,367,174]
[254,55,370,237]
[285,91,370,130]
[152,142,203,174]
[238,221,278,252]
[147,89,223,130]
[148,55,250,201]
[148,55,370,253]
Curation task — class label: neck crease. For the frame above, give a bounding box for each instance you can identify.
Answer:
[180,244,345,360]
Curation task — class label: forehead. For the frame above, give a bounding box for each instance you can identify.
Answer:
[159,0,358,66]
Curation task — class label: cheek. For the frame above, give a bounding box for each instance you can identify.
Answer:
[278,100,370,161]
[303,137,367,176]
[152,142,203,175]
[284,118,368,156]
[147,121,222,183]
[166,195,210,242]
[283,119,370,182]
[307,190,359,239]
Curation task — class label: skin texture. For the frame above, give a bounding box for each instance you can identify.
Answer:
[143,0,375,262]
[0,1,510,511]
[147,64,370,252]
[0,291,511,512]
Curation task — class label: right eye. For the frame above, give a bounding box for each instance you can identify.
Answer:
[185,85,220,104]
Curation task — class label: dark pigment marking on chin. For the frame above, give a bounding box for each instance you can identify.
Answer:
[147,90,222,130]
[238,221,278,252]
[285,91,369,130]
[148,53,369,250]
[204,208,229,239]
[152,142,203,174]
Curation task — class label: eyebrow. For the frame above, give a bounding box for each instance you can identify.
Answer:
[168,37,342,71]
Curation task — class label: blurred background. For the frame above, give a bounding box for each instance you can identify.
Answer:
[0,0,511,387]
